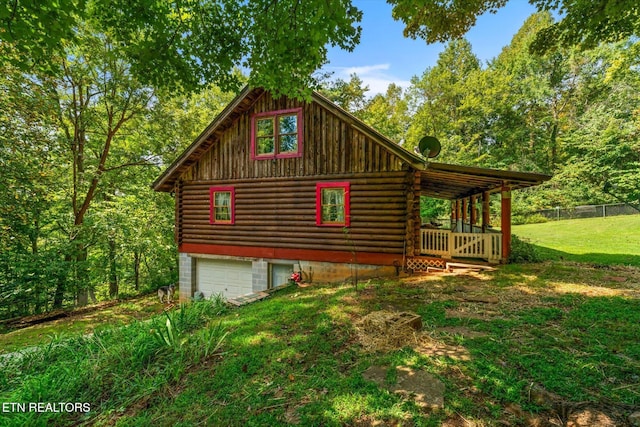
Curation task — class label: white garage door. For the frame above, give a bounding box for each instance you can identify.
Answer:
[196,259,253,299]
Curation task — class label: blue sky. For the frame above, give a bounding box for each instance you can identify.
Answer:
[324,0,537,94]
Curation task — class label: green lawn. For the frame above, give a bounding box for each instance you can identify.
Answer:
[1,262,639,426]
[513,214,640,266]
[0,295,163,354]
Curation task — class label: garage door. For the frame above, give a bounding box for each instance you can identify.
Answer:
[196,259,253,299]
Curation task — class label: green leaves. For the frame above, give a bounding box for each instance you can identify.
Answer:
[2,0,362,97]
[389,0,640,56]
[0,0,84,75]
[389,0,509,44]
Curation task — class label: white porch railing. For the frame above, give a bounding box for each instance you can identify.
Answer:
[421,229,502,262]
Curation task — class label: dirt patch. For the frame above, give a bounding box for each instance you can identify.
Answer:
[566,408,617,427]
[414,338,471,361]
[438,326,487,339]
[2,300,121,330]
[445,306,501,320]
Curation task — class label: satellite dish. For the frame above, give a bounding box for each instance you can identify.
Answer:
[418,136,441,158]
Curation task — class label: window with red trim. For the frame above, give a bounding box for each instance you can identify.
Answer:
[209,187,235,224]
[316,182,350,226]
[251,108,303,159]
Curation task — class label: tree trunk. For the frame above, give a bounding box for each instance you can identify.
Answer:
[75,244,89,307]
[109,237,118,298]
[53,253,71,309]
[31,219,43,314]
[549,121,558,171]
[133,250,141,291]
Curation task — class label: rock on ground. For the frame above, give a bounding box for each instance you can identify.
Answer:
[363,365,445,409]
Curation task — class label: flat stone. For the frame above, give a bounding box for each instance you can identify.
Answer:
[362,365,388,385]
[566,409,616,427]
[362,365,445,409]
[629,411,640,427]
[393,366,444,409]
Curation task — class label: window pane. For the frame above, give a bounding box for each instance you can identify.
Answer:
[322,205,345,223]
[257,118,274,137]
[215,207,230,221]
[279,115,297,134]
[322,188,343,205]
[279,134,298,153]
[321,188,345,223]
[214,191,231,221]
[257,137,274,155]
[215,192,230,206]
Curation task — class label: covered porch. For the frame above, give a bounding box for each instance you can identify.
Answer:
[413,162,551,264]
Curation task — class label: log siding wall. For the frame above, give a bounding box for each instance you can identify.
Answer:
[179,172,410,255]
[177,92,416,259]
[182,92,407,182]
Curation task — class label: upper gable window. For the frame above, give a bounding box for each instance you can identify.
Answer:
[251,108,303,159]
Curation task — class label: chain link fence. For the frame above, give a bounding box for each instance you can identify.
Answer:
[532,203,639,221]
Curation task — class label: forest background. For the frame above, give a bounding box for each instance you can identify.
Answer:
[1,1,638,319]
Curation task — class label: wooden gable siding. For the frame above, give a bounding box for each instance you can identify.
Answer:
[181,92,407,182]
[179,171,411,255]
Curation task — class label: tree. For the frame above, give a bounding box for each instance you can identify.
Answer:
[0,57,62,316]
[480,12,577,173]
[562,42,640,207]
[320,73,370,118]
[405,39,484,163]
[361,83,409,143]
[1,0,362,97]
[388,0,640,54]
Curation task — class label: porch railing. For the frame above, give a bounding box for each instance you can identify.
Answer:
[421,229,502,262]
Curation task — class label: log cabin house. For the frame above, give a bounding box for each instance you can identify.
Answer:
[153,86,550,301]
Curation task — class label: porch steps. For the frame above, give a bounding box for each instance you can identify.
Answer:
[408,257,495,273]
[445,262,495,272]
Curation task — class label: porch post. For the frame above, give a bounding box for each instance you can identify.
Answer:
[470,195,477,230]
[482,191,490,232]
[413,172,422,256]
[501,185,512,262]
[461,198,468,231]
[455,199,462,232]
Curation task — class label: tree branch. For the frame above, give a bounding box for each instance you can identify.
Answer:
[103,159,154,172]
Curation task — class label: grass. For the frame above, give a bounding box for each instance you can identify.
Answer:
[0,294,162,354]
[1,261,638,426]
[513,214,640,266]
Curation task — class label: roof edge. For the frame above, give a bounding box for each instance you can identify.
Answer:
[426,162,552,183]
[310,91,426,170]
[152,85,254,192]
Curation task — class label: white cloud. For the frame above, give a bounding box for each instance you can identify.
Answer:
[326,63,411,96]
[343,63,391,75]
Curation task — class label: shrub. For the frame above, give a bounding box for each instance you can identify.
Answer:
[509,235,544,263]
[523,214,549,224]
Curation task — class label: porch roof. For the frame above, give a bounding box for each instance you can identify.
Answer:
[419,162,551,200]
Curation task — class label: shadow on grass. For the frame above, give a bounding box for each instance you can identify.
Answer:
[529,243,640,267]
[12,273,637,426]
[116,284,438,426]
